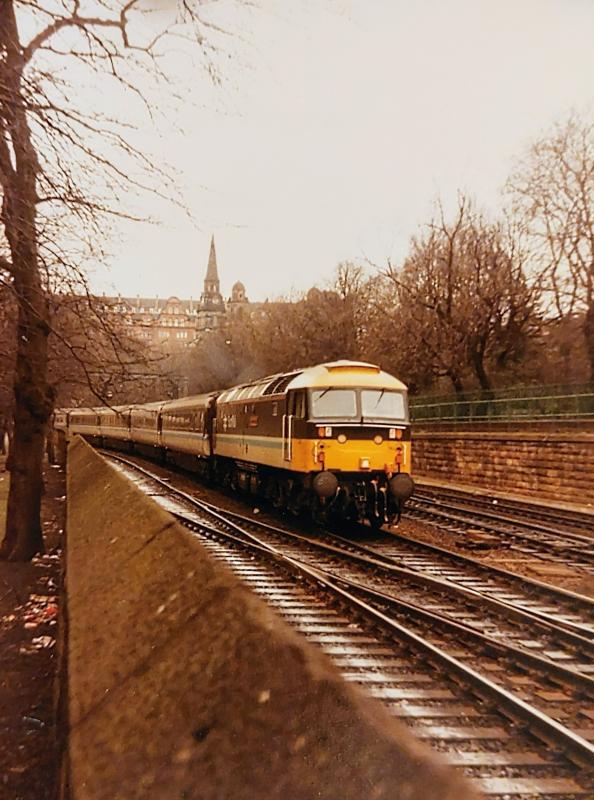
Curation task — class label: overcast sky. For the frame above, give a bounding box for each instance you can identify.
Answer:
[90,0,594,302]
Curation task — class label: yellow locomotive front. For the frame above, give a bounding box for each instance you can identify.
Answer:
[284,362,414,526]
[215,360,414,527]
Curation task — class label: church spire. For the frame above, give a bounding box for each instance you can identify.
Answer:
[206,235,219,284]
[199,235,224,313]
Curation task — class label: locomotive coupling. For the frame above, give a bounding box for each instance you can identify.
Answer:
[313,470,339,498]
[388,473,415,501]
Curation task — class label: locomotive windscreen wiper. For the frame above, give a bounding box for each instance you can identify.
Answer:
[371,389,385,408]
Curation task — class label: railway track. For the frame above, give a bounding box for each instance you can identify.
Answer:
[121,456,594,634]
[406,490,594,573]
[103,452,594,797]
[329,529,594,640]
[416,483,594,537]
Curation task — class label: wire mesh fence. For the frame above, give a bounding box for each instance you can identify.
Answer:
[409,383,594,424]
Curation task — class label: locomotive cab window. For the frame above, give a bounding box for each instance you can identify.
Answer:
[361,390,407,422]
[310,388,357,420]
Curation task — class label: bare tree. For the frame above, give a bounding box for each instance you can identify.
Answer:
[384,199,470,394]
[457,218,539,393]
[48,293,175,407]
[508,113,594,380]
[228,264,369,378]
[0,276,16,452]
[383,197,540,394]
[0,1,231,560]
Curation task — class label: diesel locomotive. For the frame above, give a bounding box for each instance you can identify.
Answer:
[52,360,415,526]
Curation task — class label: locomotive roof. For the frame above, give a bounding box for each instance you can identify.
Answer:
[288,361,407,391]
[217,360,407,403]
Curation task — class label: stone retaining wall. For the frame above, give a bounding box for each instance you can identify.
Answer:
[65,436,472,800]
[412,429,594,505]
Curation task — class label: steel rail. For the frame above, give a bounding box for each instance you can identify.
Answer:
[175,507,594,692]
[194,531,593,797]
[197,497,594,654]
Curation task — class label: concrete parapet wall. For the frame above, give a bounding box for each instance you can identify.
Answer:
[412,429,594,505]
[66,437,472,800]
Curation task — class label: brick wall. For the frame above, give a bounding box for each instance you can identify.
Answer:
[412,430,594,505]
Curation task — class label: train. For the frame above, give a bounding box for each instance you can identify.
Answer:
[51,360,415,527]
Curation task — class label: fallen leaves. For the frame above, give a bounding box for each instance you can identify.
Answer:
[22,595,59,629]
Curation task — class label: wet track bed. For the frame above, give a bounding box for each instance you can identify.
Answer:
[415,483,594,539]
[103,452,594,798]
[406,487,594,574]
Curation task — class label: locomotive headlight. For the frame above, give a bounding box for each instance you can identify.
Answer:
[317,426,332,438]
[389,428,403,440]
[373,434,383,445]
[359,457,371,469]
[337,433,347,444]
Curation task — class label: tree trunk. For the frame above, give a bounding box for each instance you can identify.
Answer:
[471,349,493,395]
[0,291,52,560]
[448,372,465,396]
[584,300,594,384]
[0,4,54,561]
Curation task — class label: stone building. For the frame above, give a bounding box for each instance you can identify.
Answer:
[106,236,251,349]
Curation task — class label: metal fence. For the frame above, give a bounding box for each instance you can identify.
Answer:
[410,383,594,424]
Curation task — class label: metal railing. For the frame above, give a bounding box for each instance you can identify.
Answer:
[410,383,594,424]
